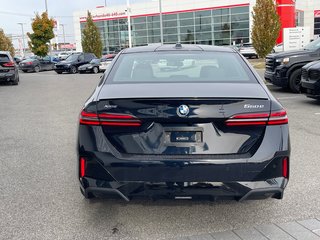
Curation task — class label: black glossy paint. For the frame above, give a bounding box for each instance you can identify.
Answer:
[77,44,290,201]
[301,60,320,99]
[96,98,269,155]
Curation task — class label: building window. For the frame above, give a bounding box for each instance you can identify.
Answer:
[81,5,250,53]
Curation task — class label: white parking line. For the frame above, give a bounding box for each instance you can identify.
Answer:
[315,113,320,115]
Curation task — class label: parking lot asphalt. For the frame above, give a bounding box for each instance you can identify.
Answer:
[0,70,320,240]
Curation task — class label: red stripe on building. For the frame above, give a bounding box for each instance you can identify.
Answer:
[276,0,296,44]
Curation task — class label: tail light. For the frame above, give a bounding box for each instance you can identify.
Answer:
[282,157,289,178]
[79,110,141,127]
[3,61,15,67]
[226,110,288,126]
[80,157,86,178]
[268,110,288,125]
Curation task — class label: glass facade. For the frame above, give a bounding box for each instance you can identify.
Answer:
[315,16,320,35]
[80,6,250,54]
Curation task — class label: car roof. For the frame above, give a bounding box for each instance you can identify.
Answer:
[0,51,10,55]
[121,44,236,54]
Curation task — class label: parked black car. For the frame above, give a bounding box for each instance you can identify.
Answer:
[0,51,19,85]
[77,44,290,201]
[78,58,102,74]
[301,60,320,99]
[54,53,96,74]
[265,38,320,93]
[19,56,58,73]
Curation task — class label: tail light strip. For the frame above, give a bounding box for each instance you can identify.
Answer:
[79,110,141,127]
[3,62,15,67]
[226,110,288,126]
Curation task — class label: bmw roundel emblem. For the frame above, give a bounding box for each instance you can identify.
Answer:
[177,105,189,117]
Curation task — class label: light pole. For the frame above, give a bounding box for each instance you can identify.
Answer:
[45,0,48,13]
[152,0,164,44]
[126,0,132,48]
[17,23,26,57]
[104,0,107,7]
[60,24,66,51]
[159,0,163,44]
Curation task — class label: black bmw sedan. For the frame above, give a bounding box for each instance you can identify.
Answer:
[78,44,290,201]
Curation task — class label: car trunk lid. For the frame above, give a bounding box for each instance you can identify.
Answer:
[94,83,270,156]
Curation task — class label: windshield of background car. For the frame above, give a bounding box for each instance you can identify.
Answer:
[90,59,100,64]
[65,54,79,62]
[305,38,320,50]
[109,52,255,84]
[0,54,10,62]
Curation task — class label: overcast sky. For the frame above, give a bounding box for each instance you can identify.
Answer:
[0,0,318,47]
[0,0,146,46]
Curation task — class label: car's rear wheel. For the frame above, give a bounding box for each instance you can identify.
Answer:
[70,66,77,74]
[289,69,301,93]
[93,67,99,74]
[34,66,40,73]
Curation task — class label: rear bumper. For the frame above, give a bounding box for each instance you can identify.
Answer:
[80,177,286,201]
[0,72,15,81]
[78,124,290,201]
[79,151,289,201]
[19,65,34,71]
[54,66,70,73]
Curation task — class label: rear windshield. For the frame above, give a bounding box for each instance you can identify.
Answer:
[0,54,10,62]
[108,52,255,84]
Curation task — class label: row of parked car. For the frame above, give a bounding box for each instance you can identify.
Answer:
[17,52,115,74]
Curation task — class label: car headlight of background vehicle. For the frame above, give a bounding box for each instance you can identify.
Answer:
[276,57,290,65]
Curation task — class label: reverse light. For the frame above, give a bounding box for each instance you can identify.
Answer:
[80,157,86,178]
[226,110,288,126]
[79,110,141,127]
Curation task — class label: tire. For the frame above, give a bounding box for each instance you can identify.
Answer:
[289,69,302,93]
[92,67,99,74]
[56,71,62,74]
[34,66,40,73]
[70,66,77,74]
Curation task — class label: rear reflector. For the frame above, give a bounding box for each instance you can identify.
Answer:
[3,61,15,67]
[79,110,141,127]
[282,157,289,178]
[80,157,86,178]
[226,110,288,126]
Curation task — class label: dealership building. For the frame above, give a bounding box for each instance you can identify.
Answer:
[73,0,315,54]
